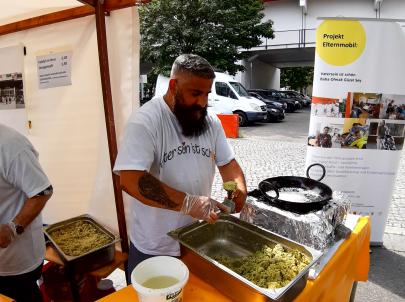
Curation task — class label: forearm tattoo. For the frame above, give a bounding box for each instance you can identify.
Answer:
[138,173,177,209]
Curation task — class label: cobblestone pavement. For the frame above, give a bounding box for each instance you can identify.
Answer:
[212,108,405,236]
[212,139,307,200]
[387,153,405,235]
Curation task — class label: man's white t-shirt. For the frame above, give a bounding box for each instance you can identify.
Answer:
[114,97,234,256]
[0,124,51,275]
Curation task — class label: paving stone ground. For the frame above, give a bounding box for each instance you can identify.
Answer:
[212,139,307,201]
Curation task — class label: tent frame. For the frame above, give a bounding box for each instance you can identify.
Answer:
[0,0,139,256]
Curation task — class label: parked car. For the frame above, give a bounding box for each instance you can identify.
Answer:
[283,90,310,107]
[154,74,233,115]
[277,91,303,109]
[249,91,287,110]
[299,93,312,104]
[208,73,267,126]
[248,92,285,122]
[248,89,298,113]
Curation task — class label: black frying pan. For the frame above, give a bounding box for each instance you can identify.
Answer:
[248,164,333,214]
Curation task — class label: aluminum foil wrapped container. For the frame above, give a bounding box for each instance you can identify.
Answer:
[240,191,351,251]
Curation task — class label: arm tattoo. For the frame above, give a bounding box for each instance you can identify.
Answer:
[138,173,178,209]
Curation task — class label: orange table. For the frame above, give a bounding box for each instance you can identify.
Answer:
[0,294,14,302]
[98,217,370,302]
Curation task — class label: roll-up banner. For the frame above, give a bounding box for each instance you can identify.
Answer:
[306,18,405,244]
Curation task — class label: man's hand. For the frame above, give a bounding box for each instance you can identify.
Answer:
[181,194,228,224]
[218,159,247,213]
[230,186,247,212]
[0,224,15,248]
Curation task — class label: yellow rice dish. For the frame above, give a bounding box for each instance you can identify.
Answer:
[48,221,111,257]
[214,244,310,289]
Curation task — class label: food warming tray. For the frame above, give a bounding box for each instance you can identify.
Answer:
[168,214,322,302]
[44,214,120,273]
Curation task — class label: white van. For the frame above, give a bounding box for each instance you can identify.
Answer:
[154,74,233,115]
[154,73,267,126]
[209,72,267,126]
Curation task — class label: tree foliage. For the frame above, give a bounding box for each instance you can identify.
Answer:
[139,0,274,77]
[280,67,314,91]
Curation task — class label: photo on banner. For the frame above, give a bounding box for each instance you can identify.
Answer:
[311,96,343,118]
[367,120,405,151]
[342,118,369,149]
[308,117,344,148]
[378,94,405,120]
[348,92,381,119]
[345,92,405,120]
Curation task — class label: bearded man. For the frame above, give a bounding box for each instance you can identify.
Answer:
[114,54,247,281]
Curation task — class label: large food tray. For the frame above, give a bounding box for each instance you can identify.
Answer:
[44,214,120,273]
[168,214,322,302]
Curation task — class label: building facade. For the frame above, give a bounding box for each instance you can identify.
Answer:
[239,0,405,90]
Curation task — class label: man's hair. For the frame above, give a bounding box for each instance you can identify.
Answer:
[171,54,215,79]
[324,126,330,130]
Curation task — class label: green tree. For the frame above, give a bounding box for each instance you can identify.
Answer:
[139,0,274,78]
[280,67,314,91]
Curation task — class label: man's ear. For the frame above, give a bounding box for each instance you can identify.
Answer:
[168,78,177,94]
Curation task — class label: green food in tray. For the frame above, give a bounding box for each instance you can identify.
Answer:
[48,221,111,257]
[223,181,237,192]
[214,244,310,289]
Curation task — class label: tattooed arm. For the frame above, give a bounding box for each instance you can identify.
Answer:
[120,170,185,211]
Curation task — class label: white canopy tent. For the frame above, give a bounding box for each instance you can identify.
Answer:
[0,1,83,26]
[0,0,141,253]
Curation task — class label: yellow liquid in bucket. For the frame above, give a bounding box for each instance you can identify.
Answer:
[142,276,179,289]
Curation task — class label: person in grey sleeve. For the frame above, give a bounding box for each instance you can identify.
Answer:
[377,120,388,150]
[114,54,247,282]
[0,123,53,302]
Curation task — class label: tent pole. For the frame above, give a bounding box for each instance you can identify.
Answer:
[95,0,129,255]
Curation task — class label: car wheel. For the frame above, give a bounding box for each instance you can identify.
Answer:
[235,111,248,127]
[266,114,277,123]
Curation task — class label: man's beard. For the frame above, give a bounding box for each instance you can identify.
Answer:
[173,92,208,137]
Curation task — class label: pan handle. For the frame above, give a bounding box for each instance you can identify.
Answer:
[306,163,326,182]
[258,181,280,203]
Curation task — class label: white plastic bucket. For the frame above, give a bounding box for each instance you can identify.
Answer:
[131,256,189,302]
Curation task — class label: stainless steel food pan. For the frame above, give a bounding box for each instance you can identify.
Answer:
[168,214,322,302]
[44,214,120,273]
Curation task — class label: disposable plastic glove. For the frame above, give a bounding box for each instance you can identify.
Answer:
[181,194,229,223]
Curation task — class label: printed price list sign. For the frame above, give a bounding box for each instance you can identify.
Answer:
[37,51,72,89]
